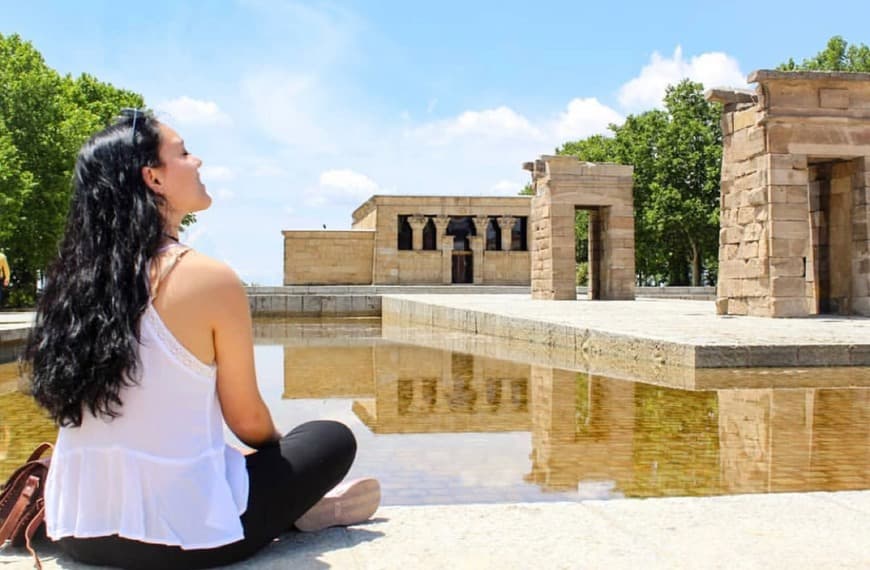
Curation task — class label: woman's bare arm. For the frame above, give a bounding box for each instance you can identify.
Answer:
[208,263,281,449]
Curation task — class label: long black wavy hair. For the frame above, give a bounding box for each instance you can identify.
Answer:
[23,110,167,427]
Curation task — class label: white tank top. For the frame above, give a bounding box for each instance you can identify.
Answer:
[44,281,250,548]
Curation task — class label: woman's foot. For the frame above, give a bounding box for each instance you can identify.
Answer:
[294,477,381,532]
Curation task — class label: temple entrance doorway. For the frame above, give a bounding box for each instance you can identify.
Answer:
[447,216,476,284]
[808,158,858,314]
[452,251,473,283]
[575,206,604,300]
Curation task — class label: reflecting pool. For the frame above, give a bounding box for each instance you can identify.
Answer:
[1,318,868,505]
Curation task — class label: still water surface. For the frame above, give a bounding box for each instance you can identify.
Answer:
[1,318,868,505]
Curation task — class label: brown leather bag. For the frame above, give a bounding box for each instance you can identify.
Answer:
[0,442,52,569]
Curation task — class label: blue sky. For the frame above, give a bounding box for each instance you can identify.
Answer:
[3,0,868,284]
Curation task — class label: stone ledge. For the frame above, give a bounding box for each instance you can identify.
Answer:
[750,69,870,83]
[380,294,870,377]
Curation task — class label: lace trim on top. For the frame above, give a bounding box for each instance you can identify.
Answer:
[142,305,216,378]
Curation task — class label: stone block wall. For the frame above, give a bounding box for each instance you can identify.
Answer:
[283,230,374,285]
[395,251,443,284]
[482,251,530,284]
[352,196,531,285]
[715,96,776,316]
[527,156,635,300]
[852,158,870,314]
[709,70,870,316]
[354,207,377,230]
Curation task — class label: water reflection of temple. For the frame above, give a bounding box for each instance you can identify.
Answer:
[281,339,870,496]
[527,367,870,497]
[284,343,530,433]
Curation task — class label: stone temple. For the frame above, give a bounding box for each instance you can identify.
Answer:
[282,156,635,299]
[283,70,870,319]
[708,70,870,317]
[283,195,532,286]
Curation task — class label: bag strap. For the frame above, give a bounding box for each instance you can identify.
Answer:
[0,475,39,543]
[24,502,44,570]
[25,443,52,464]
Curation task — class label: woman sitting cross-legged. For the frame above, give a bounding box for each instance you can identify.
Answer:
[23,109,380,570]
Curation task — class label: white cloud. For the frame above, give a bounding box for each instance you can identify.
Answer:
[320,169,379,194]
[410,106,544,145]
[618,46,747,111]
[200,165,235,183]
[306,169,380,206]
[553,97,624,141]
[156,96,232,126]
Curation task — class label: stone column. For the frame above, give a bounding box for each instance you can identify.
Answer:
[407,215,428,251]
[853,158,870,315]
[470,216,490,284]
[472,216,490,238]
[440,233,454,284]
[469,235,484,284]
[763,154,811,317]
[497,216,516,251]
[433,215,451,250]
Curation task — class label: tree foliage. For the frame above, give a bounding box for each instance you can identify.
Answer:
[778,36,870,72]
[0,34,145,305]
[555,80,721,286]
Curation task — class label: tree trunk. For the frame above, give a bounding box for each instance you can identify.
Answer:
[690,241,701,286]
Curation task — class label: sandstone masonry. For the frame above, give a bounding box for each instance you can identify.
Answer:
[524,156,635,300]
[283,196,531,286]
[708,70,870,317]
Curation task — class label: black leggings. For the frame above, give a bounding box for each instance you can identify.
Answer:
[57,420,357,569]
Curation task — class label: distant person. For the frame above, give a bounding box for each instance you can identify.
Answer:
[0,250,9,306]
[23,109,380,569]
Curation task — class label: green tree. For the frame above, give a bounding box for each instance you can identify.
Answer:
[778,36,870,72]
[648,81,721,286]
[556,80,721,286]
[0,34,144,305]
[558,134,618,163]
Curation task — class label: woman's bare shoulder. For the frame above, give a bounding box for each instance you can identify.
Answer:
[171,249,246,297]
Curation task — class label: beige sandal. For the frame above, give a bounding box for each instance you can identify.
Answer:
[294,478,381,532]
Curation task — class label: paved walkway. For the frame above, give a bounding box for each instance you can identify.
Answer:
[2,491,867,569]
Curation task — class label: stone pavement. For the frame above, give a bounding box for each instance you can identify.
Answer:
[1,491,868,569]
[382,295,870,370]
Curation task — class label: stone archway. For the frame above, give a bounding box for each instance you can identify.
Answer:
[708,70,870,317]
[524,156,635,300]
